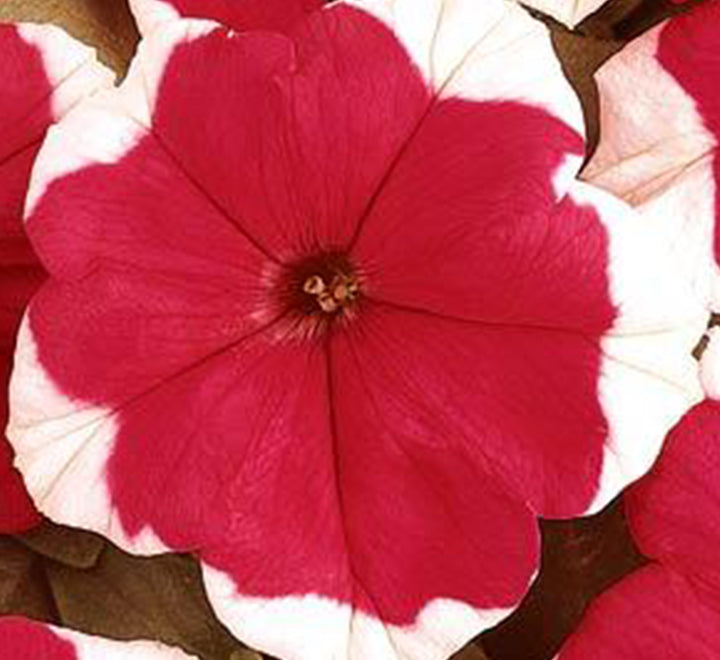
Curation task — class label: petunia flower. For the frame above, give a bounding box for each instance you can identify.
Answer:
[557,331,720,658]
[0,616,196,659]
[0,22,111,532]
[7,1,707,658]
[517,0,609,28]
[582,0,720,309]
[128,0,325,36]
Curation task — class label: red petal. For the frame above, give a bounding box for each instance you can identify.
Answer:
[0,618,76,660]
[625,400,720,586]
[331,304,608,517]
[146,6,430,259]
[558,564,720,659]
[130,0,324,35]
[171,0,324,31]
[350,99,608,332]
[0,25,54,533]
[0,24,110,533]
[0,616,197,658]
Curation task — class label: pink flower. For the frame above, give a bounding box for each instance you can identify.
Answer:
[0,616,196,659]
[129,0,325,36]
[583,0,720,309]
[0,23,111,532]
[8,1,707,658]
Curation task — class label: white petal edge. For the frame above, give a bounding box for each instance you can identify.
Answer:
[570,181,707,513]
[582,23,716,207]
[7,317,170,556]
[24,18,219,219]
[342,0,585,140]
[519,0,607,28]
[203,566,514,660]
[50,624,196,659]
[16,23,114,121]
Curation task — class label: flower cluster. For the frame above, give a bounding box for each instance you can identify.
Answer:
[1,0,719,659]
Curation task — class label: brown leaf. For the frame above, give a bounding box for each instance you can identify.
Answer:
[44,541,255,660]
[452,642,491,660]
[16,521,104,570]
[481,497,646,660]
[0,0,139,76]
[0,536,59,622]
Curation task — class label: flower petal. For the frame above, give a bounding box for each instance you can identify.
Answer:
[0,23,111,532]
[11,280,539,660]
[203,315,540,656]
[348,0,585,143]
[128,0,325,36]
[583,3,720,308]
[355,141,705,514]
[0,616,197,659]
[557,564,720,659]
[559,397,720,658]
[624,399,720,586]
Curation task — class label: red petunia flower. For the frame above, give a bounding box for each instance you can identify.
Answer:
[558,331,720,658]
[583,0,720,310]
[0,23,111,533]
[0,616,197,659]
[129,0,325,36]
[8,1,707,658]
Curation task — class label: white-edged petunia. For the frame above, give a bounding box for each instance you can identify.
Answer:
[7,1,708,659]
[0,22,111,532]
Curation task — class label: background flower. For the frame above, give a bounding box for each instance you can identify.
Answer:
[0,21,111,532]
[0,615,197,659]
[556,385,720,657]
[582,0,720,309]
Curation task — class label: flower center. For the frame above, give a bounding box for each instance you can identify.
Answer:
[281,252,361,319]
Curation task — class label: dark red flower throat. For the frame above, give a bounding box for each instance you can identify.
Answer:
[282,251,361,320]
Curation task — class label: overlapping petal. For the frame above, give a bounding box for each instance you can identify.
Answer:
[583,0,720,308]
[128,0,325,36]
[7,2,707,659]
[0,616,197,659]
[0,23,111,532]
